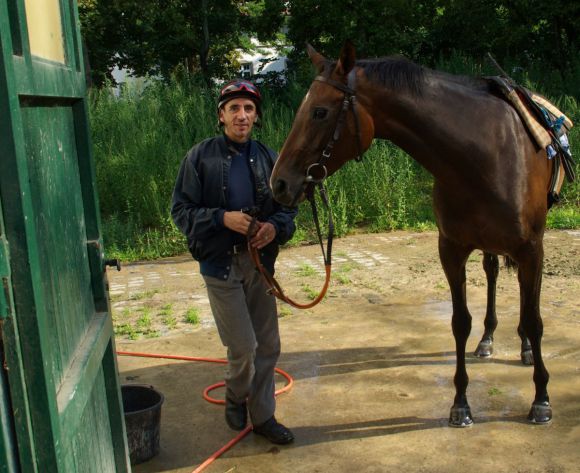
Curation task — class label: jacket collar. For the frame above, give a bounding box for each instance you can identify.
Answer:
[220,133,257,158]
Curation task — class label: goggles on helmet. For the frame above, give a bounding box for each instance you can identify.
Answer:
[219,80,261,100]
[218,79,262,116]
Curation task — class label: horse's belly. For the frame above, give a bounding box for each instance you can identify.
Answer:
[433,185,546,255]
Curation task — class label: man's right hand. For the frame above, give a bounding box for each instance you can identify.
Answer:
[223,211,255,236]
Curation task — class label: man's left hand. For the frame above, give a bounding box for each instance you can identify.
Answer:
[250,222,276,249]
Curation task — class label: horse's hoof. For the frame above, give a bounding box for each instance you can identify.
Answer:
[449,405,474,428]
[474,340,493,358]
[527,401,552,424]
[520,349,534,366]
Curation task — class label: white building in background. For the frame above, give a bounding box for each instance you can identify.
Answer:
[111,62,128,86]
[110,60,154,96]
[109,39,290,93]
[236,38,291,83]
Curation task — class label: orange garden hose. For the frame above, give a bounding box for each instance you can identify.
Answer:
[117,351,294,472]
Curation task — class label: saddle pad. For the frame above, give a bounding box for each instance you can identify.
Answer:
[530,94,574,131]
[553,158,566,196]
[505,89,552,149]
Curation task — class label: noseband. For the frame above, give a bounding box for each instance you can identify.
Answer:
[306,68,366,184]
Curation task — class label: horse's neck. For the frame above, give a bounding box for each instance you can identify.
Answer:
[363,77,484,177]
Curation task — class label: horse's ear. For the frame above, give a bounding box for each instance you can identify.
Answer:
[336,40,356,76]
[307,43,326,73]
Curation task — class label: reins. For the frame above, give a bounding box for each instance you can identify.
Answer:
[249,67,364,309]
[247,182,334,309]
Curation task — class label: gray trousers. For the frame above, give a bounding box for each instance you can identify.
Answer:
[202,252,280,426]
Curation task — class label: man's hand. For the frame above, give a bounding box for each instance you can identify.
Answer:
[223,211,254,235]
[250,221,276,249]
[223,212,276,249]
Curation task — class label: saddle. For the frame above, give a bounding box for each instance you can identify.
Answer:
[487,74,575,208]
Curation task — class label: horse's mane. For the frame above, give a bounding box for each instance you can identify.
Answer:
[325,57,491,96]
[322,56,491,96]
[357,57,426,96]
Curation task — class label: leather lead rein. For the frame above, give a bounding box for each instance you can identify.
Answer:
[248,182,334,309]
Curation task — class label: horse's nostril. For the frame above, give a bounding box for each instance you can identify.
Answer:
[273,178,287,196]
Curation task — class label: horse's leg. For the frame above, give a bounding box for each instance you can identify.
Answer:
[516,242,552,424]
[517,322,534,365]
[474,252,534,365]
[439,235,473,427]
[474,252,499,358]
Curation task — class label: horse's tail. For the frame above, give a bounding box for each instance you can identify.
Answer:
[503,256,518,271]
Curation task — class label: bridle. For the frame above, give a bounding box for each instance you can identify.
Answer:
[248,68,367,309]
[305,67,366,185]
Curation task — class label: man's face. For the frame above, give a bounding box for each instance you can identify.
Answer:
[219,98,258,143]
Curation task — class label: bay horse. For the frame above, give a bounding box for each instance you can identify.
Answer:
[270,43,556,427]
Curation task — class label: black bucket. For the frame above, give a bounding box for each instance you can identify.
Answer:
[121,384,164,465]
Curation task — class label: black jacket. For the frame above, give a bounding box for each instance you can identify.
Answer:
[171,135,297,279]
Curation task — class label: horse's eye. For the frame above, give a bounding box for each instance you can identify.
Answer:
[312,107,328,120]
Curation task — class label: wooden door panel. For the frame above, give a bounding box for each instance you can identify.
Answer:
[21,103,95,385]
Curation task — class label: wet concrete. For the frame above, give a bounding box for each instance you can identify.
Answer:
[113,230,580,473]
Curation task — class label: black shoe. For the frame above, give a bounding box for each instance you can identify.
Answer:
[253,417,294,445]
[225,398,247,431]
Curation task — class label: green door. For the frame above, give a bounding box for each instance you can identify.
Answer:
[0,0,130,471]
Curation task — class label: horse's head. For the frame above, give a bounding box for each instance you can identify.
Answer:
[271,42,375,206]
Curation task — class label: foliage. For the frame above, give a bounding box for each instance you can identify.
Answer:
[78,0,286,85]
[184,308,200,325]
[285,0,580,97]
[428,1,579,92]
[287,0,437,60]
[80,1,580,97]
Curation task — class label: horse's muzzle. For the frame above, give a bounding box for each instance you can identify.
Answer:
[271,176,307,207]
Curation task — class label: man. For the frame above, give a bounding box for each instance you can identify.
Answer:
[171,79,297,445]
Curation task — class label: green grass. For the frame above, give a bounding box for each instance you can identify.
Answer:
[136,309,152,330]
[547,205,580,229]
[114,323,138,340]
[278,306,292,317]
[296,263,317,277]
[184,308,200,325]
[435,281,447,290]
[335,272,351,285]
[159,304,177,329]
[112,307,161,339]
[129,290,159,301]
[334,263,354,285]
[301,284,320,301]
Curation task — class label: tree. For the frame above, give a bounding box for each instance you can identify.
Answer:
[429,0,580,71]
[79,0,287,86]
[286,1,438,63]
[284,0,579,89]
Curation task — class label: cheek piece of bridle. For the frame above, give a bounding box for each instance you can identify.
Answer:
[247,68,367,309]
